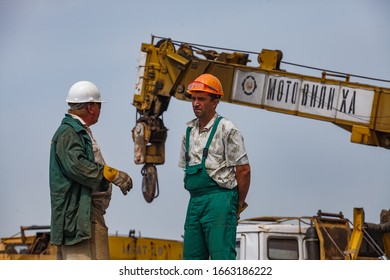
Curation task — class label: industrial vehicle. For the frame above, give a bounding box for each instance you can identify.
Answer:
[0,226,183,260]
[236,207,390,260]
[131,35,390,203]
[1,207,389,260]
[130,35,390,260]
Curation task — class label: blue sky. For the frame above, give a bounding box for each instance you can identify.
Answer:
[1,0,389,241]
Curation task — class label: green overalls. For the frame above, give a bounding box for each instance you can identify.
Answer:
[183,116,238,260]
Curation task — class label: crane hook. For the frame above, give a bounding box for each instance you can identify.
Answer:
[141,163,159,203]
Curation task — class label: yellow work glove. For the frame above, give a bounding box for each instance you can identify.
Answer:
[103,165,133,195]
[237,202,248,221]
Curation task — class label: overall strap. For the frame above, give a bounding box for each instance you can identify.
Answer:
[185,116,223,165]
[202,116,223,163]
[185,126,192,164]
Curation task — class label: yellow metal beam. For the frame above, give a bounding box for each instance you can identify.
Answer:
[345,208,364,260]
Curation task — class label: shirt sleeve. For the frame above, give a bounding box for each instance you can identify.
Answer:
[55,127,105,188]
[178,133,187,169]
[225,128,249,167]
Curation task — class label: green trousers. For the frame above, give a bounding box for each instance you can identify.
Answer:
[183,188,238,260]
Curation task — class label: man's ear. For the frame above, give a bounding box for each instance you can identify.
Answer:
[86,103,91,112]
[213,99,219,108]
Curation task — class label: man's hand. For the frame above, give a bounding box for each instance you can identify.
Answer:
[237,201,248,221]
[103,165,133,195]
[113,171,133,195]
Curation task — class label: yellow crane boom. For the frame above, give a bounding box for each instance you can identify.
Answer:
[131,35,390,202]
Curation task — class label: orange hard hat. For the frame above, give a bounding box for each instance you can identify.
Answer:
[187,74,224,96]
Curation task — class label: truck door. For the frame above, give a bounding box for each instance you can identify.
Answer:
[236,233,259,260]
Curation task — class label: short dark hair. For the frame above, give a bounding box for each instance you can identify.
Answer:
[210,93,221,100]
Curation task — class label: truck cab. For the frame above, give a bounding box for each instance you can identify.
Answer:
[236,217,310,260]
[236,209,390,260]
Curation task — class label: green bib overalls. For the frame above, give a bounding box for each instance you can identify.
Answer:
[183,116,238,260]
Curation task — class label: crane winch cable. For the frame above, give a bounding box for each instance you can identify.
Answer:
[152,35,390,85]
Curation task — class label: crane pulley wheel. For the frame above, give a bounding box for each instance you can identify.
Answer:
[141,163,159,203]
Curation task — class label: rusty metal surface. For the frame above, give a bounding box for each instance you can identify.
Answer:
[314,211,351,260]
[318,226,350,260]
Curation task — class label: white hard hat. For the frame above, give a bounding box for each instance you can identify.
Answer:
[66,81,106,103]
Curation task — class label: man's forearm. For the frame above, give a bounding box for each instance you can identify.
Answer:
[236,164,251,204]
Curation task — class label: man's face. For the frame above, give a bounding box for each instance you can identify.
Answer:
[88,102,101,125]
[191,92,217,119]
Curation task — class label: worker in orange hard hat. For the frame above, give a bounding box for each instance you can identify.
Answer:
[186,73,224,97]
[178,73,251,260]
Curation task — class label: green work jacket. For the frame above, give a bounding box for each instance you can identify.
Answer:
[49,114,109,245]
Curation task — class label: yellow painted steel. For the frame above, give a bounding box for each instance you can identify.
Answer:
[132,36,390,170]
[313,213,351,260]
[1,232,183,260]
[108,235,183,260]
[345,208,364,260]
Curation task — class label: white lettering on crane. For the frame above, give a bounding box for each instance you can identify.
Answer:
[232,69,374,124]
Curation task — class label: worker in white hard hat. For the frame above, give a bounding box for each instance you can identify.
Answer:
[49,81,133,260]
[178,74,251,260]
